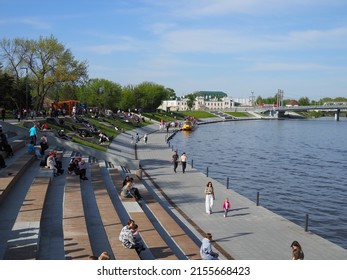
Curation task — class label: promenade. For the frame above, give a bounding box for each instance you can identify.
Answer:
[1,118,347,260]
[114,123,347,260]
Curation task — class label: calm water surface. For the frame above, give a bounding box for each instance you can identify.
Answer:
[170,118,347,249]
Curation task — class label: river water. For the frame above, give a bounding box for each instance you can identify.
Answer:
[170,117,347,249]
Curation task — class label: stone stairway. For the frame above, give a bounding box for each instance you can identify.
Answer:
[0,148,202,260]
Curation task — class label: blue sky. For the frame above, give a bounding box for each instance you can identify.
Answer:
[1,0,347,100]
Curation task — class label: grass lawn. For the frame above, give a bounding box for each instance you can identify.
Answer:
[142,112,184,122]
[179,111,216,118]
[225,112,253,117]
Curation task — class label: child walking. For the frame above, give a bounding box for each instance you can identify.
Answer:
[222,198,231,218]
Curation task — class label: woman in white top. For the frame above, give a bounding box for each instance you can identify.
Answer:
[204,181,215,214]
[180,152,187,173]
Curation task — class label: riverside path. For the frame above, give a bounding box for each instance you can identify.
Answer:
[115,123,347,260]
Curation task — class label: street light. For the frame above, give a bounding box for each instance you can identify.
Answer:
[20,67,28,110]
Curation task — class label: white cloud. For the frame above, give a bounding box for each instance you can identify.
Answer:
[285,27,347,49]
[146,22,177,35]
[143,0,346,18]
[159,26,347,54]
[83,36,144,54]
[249,62,332,72]
[0,17,51,30]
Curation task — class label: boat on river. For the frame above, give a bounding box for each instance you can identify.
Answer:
[180,119,196,131]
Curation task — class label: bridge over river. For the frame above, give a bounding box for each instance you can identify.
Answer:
[274,104,347,120]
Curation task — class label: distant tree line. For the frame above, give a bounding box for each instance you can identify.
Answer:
[256,94,347,106]
[0,35,176,113]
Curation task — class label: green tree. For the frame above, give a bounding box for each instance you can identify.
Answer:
[186,94,196,110]
[166,88,177,100]
[121,85,136,111]
[0,35,88,111]
[134,82,170,110]
[255,96,263,105]
[76,79,122,111]
[298,97,310,106]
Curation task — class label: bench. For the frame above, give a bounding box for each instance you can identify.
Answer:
[63,174,92,260]
[109,168,178,260]
[4,177,51,259]
[0,153,35,205]
[90,164,140,260]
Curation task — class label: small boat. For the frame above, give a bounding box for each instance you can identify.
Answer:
[181,120,195,131]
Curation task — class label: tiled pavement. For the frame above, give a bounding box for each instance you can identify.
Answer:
[118,123,347,260]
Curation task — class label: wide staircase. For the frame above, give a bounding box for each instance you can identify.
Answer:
[0,141,201,260]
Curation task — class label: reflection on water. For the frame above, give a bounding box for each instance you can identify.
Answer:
[170,118,347,249]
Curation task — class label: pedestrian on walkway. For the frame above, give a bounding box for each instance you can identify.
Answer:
[180,152,187,173]
[135,133,140,144]
[172,150,179,173]
[204,182,215,214]
[290,241,304,260]
[200,233,219,260]
[29,123,37,145]
[143,133,148,144]
[222,198,231,218]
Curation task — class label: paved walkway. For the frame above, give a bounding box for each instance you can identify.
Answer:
[2,118,347,259]
[115,123,347,260]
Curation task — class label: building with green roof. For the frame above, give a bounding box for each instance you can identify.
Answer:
[194,91,228,100]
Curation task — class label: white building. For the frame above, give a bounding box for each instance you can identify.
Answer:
[159,96,234,111]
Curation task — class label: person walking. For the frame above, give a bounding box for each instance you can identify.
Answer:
[180,152,187,173]
[204,182,215,214]
[200,233,219,260]
[222,198,231,218]
[135,133,140,144]
[29,123,37,145]
[172,150,179,173]
[143,133,148,144]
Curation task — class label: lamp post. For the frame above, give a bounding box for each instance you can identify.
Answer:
[249,91,255,107]
[21,67,29,111]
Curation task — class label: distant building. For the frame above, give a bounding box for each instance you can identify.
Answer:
[158,90,259,111]
[286,99,299,107]
[232,98,253,106]
[159,95,234,111]
[195,91,228,100]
